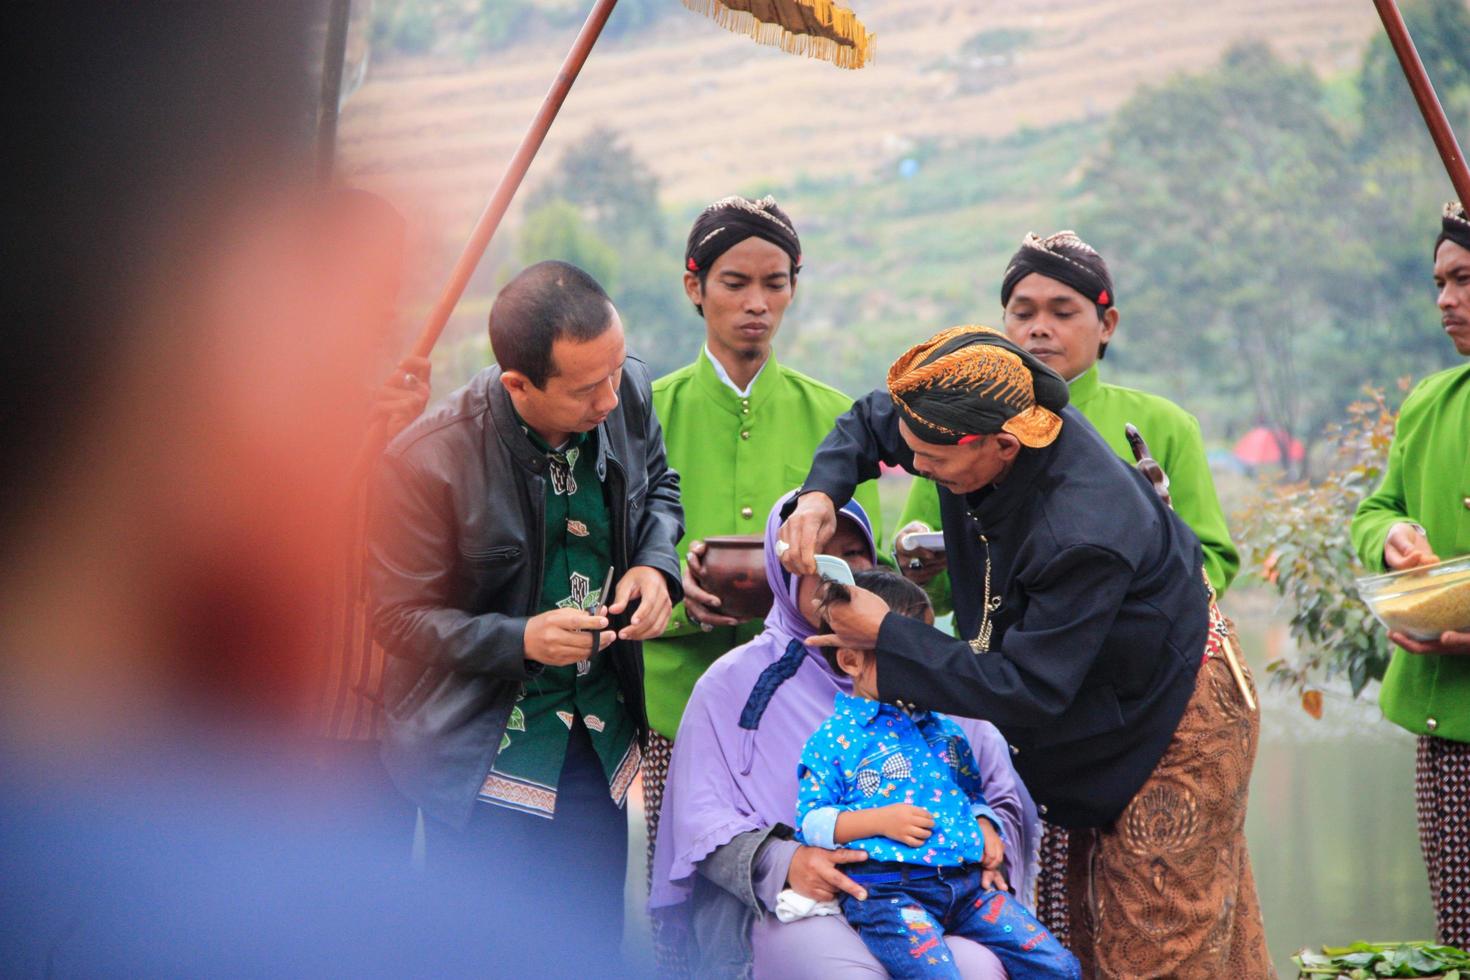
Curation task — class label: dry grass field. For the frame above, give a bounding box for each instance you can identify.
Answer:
[339,0,1379,225]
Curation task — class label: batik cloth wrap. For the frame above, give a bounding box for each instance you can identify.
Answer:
[479,425,639,817]
[886,326,1068,449]
[1436,200,1470,256]
[1064,596,1274,979]
[684,194,801,275]
[1000,230,1115,312]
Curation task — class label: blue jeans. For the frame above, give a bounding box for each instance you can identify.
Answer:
[841,862,1080,980]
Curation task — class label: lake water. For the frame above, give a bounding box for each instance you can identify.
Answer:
[1233,594,1436,976]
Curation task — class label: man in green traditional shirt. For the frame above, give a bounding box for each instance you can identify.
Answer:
[640,195,884,878]
[891,230,1239,941]
[896,231,1238,605]
[1351,202,1470,947]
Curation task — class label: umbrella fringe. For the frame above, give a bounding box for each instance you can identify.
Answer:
[681,0,874,69]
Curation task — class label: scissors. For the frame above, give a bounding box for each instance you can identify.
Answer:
[586,565,615,657]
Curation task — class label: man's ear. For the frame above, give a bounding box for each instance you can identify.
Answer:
[1099,306,1120,345]
[994,433,1023,462]
[500,370,532,397]
[788,273,799,304]
[682,271,703,311]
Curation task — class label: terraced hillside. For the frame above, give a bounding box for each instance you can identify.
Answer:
[339,0,1379,224]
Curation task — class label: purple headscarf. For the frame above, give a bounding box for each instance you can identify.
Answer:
[649,492,1041,914]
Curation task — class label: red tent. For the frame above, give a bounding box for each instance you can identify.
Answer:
[1233,426,1304,466]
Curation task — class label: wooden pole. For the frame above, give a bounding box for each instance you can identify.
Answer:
[408,0,620,359]
[1372,0,1470,206]
[350,0,620,482]
[315,0,352,186]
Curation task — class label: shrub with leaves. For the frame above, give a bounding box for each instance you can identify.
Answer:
[1236,385,1402,707]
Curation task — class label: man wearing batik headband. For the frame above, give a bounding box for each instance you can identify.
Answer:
[894,230,1240,943]
[778,326,1273,977]
[1352,201,1470,947]
[641,194,885,893]
[897,231,1237,611]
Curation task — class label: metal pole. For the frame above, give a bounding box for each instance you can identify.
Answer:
[350,0,620,482]
[315,0,352,186]
[1372,0,1470,205]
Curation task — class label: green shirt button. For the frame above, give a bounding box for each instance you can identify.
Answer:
[1428,717,1439,732]
[740,506,754,519]
[740,430,750,440]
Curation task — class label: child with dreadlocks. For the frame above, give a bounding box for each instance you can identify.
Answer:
[797,569,1079,980]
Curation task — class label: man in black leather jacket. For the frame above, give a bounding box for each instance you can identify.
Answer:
[369,261,683,964]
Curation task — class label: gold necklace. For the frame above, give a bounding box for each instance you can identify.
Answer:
[969,530,1003,654]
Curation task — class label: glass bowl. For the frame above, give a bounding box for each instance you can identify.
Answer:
[1356,554,1470,642]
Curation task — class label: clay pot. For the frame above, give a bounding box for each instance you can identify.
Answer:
[700,535,774,621]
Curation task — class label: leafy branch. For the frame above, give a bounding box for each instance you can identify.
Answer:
[1236,385,1403,710]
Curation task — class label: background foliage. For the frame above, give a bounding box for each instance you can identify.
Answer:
[1236,385,1402,706]
[480,1,1469,452]
[370,0,1466,704]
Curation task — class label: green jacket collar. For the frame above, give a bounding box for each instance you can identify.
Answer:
[1068,363,1103,408]
[693,347,782,416]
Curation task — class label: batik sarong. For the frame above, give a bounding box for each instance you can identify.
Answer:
[1416,733,1470,948]
[1065,603,1274,978]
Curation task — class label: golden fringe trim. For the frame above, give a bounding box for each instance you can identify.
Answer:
[681,0,875,70]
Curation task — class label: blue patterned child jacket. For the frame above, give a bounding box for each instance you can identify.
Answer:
[796,692,1003,866]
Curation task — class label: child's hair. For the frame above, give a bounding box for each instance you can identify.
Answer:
[817,568,933,674]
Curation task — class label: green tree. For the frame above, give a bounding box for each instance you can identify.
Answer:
[1356,0,1470,152]
[528,127,665,247]
[1086,43,1377,474]
[1350,0,1470,403]
[1236,386,1400,704]
[517,199,620,291]
[523,128,690,376]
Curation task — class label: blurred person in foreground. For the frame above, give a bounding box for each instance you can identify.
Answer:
[0,7,582,976]
[1351,201,1470,947]
[307,188,431,846]
[779,327,1273,978]
[891,230,1240,942]
[642,193,886,897]
[368,260,683,965]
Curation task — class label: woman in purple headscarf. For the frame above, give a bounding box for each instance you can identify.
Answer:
[650,492,1039,978]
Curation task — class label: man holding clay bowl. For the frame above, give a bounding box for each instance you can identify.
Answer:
[1350,201,1470,947]
[640,194,885,895]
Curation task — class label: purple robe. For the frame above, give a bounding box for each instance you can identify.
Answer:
[649,492,1041,974]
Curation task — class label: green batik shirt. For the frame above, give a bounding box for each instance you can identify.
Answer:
[899,363,1239,615]
[480,425,640,817]
[643,350,886,740]
[1352,363,1470,742]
